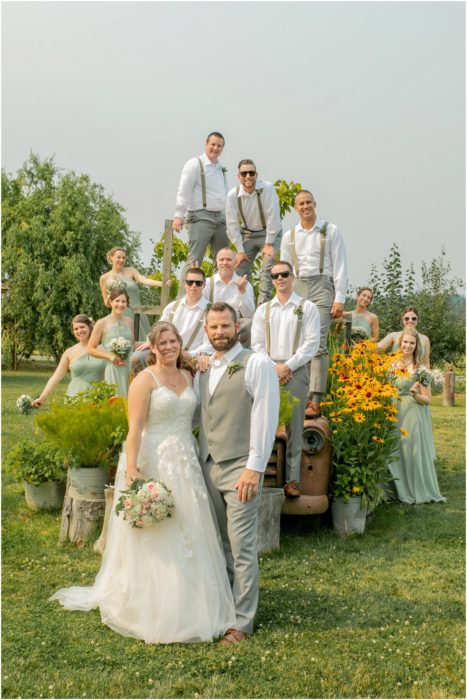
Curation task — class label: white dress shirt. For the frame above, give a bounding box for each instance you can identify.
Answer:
[194,343,280,473]
[174,152,228,218]
[280,216,348,304]
[203,272,256,319]
[226,180,281,252]
[251,292,320,372]
[161,296,213,356]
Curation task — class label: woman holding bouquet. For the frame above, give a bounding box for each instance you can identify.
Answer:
[31,315,106,406]
[88,288,134,398]
[99,246,167,341]
[387,327,445,504]
[378,306,431,366]
[347,287,379,341]
[50,321,236,644]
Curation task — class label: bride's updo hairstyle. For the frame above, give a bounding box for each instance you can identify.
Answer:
[107,246,126,264]
[396,326,421,366]
[108,287,130,305]
[147,322,196,376]
[71,314,94,332]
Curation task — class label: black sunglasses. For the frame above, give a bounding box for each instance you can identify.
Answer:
[271,271,292,280]
[239,170,256,177]
[403,316,418,321]
[185,279,204,287]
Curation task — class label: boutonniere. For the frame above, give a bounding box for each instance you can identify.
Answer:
[227,361,243,378]
[255,188,263,195]
[222,167,228,175]
[319,222,328,238]
[293,306,304,319]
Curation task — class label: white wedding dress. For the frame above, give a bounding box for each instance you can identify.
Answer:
[50,372,236,643]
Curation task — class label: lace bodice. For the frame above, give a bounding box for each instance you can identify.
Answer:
[142,385,198,445]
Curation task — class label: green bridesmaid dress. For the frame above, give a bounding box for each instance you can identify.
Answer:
[351,313,372,338]
[106,273,151,342]
[102,320,133,398]
[388,374,445,504]
[67,354,107,397]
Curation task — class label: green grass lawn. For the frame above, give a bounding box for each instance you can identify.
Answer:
[2,371,465,699]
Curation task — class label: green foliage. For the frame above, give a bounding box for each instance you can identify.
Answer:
[3,439,66,486]
[278,388,300,427]
[35,381,128,468]
[353,244,465,365]
[273,179,302,219]
[1,154,141,368]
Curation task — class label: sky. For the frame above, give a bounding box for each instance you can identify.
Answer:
[2,0,466,289]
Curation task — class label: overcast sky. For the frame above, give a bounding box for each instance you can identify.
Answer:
[2,0,465,289]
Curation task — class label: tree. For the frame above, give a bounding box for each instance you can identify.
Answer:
[2,154,141,368]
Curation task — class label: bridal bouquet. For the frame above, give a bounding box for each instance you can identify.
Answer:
[106,275,128,293]
[16,394,33,415]
[415,367,442,389]
[115,479,175,528]
[108,337,132,359]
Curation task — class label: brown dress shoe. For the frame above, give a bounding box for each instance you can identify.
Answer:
[219,628,249,646]
[305,400,321,418]
[284,481,300,498]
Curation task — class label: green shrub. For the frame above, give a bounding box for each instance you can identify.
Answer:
[3,439,66,486]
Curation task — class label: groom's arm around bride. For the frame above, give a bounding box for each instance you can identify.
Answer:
[194,301,280,645]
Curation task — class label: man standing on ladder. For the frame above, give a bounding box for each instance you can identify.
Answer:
[226,159,282,305]
[280,190,348,419]
[173,132,229,283]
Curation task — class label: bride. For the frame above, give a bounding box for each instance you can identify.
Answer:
[50,322,235,643]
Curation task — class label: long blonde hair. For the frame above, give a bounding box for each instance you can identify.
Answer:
[397,326,421,367]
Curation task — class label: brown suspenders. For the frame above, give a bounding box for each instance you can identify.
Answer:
[236,186,267,231]
[197,158,227,210]
[290,222,328,276]
[264,298,306,356]
[168,300,207,351]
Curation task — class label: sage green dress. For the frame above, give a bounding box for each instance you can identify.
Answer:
[388,374,445,504]
[107,273,150,342]
[351,313,372,338]
[102,321,133,398]
[67,354,106,397]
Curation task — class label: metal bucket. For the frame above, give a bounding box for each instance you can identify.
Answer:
[67,467,108,500]
[331,496,367,536]
[24,481,65,510]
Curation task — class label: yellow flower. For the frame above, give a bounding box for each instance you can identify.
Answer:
[353,412,365,423]
[372,436,385,443]
[399,428,410,438]
[352,486,361,494]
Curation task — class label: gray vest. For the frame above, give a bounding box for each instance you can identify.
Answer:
[199,349,253,463]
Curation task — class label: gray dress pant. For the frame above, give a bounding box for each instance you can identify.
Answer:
[281,363,309,483]
[200,455,262,634]
[180,209,229,283]
[236,229,282,305]
[294,275,335,394]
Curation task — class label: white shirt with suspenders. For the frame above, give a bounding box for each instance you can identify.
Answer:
[280,218,348,304]
[203,272,256,319]
[160,296,213,357]
[174,153,228,219]
[226,180,281,253]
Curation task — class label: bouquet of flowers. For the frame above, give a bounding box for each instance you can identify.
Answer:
[115,479,175,528]
[16,394,33,415]
[108,337,133,359]
[350,326,370,344]
[106,275,128,293]
[415,367,442,388]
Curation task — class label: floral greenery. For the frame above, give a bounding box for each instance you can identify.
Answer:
[35,381,128,469]
[323,340,404,509]
[278,388,300,427]
[3,439,66,486]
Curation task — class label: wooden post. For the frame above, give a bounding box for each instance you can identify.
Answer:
[133,220,174,332]
[443,365,456,406]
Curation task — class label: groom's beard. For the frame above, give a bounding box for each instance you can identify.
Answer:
[209,332,239,352]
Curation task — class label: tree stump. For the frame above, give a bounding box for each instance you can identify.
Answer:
[257,487,285,554]
[443,367,455,406]
[58,469,106,547]
[93,486,116,555]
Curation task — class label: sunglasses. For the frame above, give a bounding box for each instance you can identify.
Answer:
[185,279,204,287]
[239,170,256,177]
[403,316,418,321]
[271,271,292,280]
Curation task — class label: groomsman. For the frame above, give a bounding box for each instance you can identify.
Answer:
[226,160,282,304]
[251,261,320,497]
[196,302,279,644]
[174,132,229,281]
[204,247,255,347]
[281,190,348,417]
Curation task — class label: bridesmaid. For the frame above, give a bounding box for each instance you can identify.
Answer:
[88,288,134,398]
[32,315,106,406]
[347,287,379,341]
[99,246,165,342]
[387,327,445,505]
[378,306,431,367]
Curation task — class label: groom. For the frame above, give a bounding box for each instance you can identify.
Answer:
[195,302,280,645]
